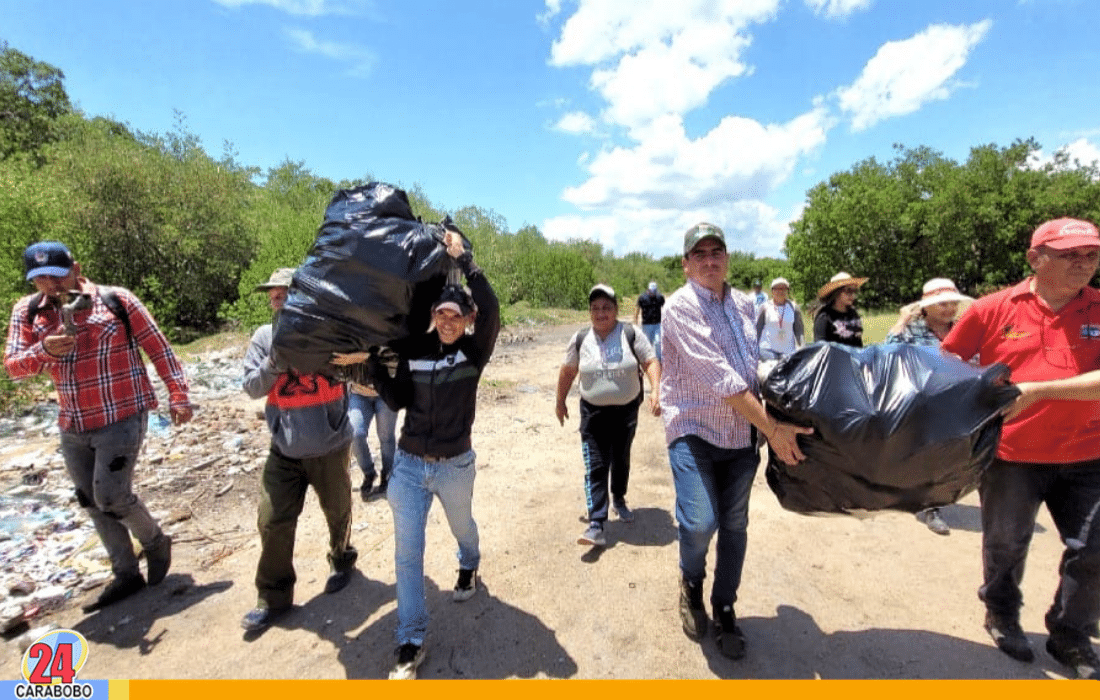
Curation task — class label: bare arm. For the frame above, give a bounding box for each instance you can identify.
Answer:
[1003,370,1100,421]
[641,357,661,416]
[555,364,579,426]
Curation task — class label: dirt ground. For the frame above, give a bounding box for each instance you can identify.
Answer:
[0,322,1084,680]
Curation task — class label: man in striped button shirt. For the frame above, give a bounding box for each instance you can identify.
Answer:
[660,223,810,660]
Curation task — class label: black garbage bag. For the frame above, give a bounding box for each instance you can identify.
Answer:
[761,342,1019,515]
[271,182,469,374]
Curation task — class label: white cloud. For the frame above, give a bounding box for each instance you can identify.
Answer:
[804,0,873,20]
[1063,138,1100,169]
[543,107,829,258]
[212,0,375,16]
[537,0,563,27]
[284,29,377,77]
[563,109,830,211]
[550,0,780,130]
[836,20,991,131]
[543,1,815,258]
[555,111,598,134]
[543,198,797,259]
[1029,138,1100,174]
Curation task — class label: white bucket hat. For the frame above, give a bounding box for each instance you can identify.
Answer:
[915,278,972,308]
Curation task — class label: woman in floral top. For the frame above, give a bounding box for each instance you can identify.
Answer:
[884,277,973,535]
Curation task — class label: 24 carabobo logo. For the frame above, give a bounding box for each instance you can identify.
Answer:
[14,629,94,698]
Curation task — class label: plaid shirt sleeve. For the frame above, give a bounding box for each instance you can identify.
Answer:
[4,284,189,432]
[4,295,60,379]
[119,289,190,409]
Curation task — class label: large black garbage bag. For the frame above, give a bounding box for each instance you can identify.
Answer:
[761,342,1019,515]
[271,182,468,374]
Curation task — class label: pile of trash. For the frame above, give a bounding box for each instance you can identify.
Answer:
[1,346,266,638]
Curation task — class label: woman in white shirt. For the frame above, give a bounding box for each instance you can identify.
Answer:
[756,277,804,361]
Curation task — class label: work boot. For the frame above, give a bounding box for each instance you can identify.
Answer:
[679,578,708,641]
[984,610,1034,662]
[1046,634,1100,680]
[82,574,146,613]
[145,534,172,585]
[713,604,747,660]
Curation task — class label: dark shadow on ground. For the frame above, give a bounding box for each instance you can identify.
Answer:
[238,569,388,644]
[333,577,577,679]
[699,604,1067,679]
[577,506,676,561]
[74,574,232,654]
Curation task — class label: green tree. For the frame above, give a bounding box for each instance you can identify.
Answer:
[0,43,72,164]
[45,116,256,338]
[786,139,1100,309]
[227,160,338,328]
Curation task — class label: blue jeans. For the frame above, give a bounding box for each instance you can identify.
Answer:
[668,435,758,609]
[388,448,480,646]
[642,323,661,363]
[979,458,1100,643]
[59,411,161,579]
[347,393,397,484]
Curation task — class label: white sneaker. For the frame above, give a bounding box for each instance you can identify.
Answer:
[388,643,425,680]
[453,568,478,602]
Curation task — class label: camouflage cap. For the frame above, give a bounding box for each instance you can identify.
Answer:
[254,267,295,292]
[683,222,726,256]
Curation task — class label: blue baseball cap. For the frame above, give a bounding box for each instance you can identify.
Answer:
[23,242,75,281]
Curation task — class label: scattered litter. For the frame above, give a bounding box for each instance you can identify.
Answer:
[0,347,266,623]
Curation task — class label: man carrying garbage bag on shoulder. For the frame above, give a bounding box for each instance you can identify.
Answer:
[239,267,358,633]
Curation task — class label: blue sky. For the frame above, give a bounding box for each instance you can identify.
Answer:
[4,0,1098,260]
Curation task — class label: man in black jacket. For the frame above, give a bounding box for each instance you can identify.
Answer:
[366,229,500,680]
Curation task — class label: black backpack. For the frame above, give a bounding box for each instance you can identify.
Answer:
[26,286,134,344]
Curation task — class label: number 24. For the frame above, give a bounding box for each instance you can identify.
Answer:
[27,643,75,684]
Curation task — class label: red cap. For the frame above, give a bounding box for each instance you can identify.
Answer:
[1030,218,1100,250]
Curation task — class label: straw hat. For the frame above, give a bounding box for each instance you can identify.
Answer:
[817,272,868,300]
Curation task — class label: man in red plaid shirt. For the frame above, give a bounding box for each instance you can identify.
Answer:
[4,241,192,613]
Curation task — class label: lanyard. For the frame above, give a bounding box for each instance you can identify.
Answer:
[775,301,790,329]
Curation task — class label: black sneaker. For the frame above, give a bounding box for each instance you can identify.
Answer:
[1046,635,1100,680]
[713,605,746,660]
[612,499,635,523]
[82,574,146,613]
[453,568,478,602]
[984,611,1034,662]
[364,479,389,502]
[324,569,351,594]
[679,578,708,641]
[240,605,290,632]
[388,643,426,680]
[145,534,172,585]
[359,479,374,501]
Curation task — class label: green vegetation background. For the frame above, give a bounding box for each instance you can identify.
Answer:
[3,42,1098,411]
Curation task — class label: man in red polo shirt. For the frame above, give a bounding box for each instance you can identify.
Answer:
[942,218,1100,680]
